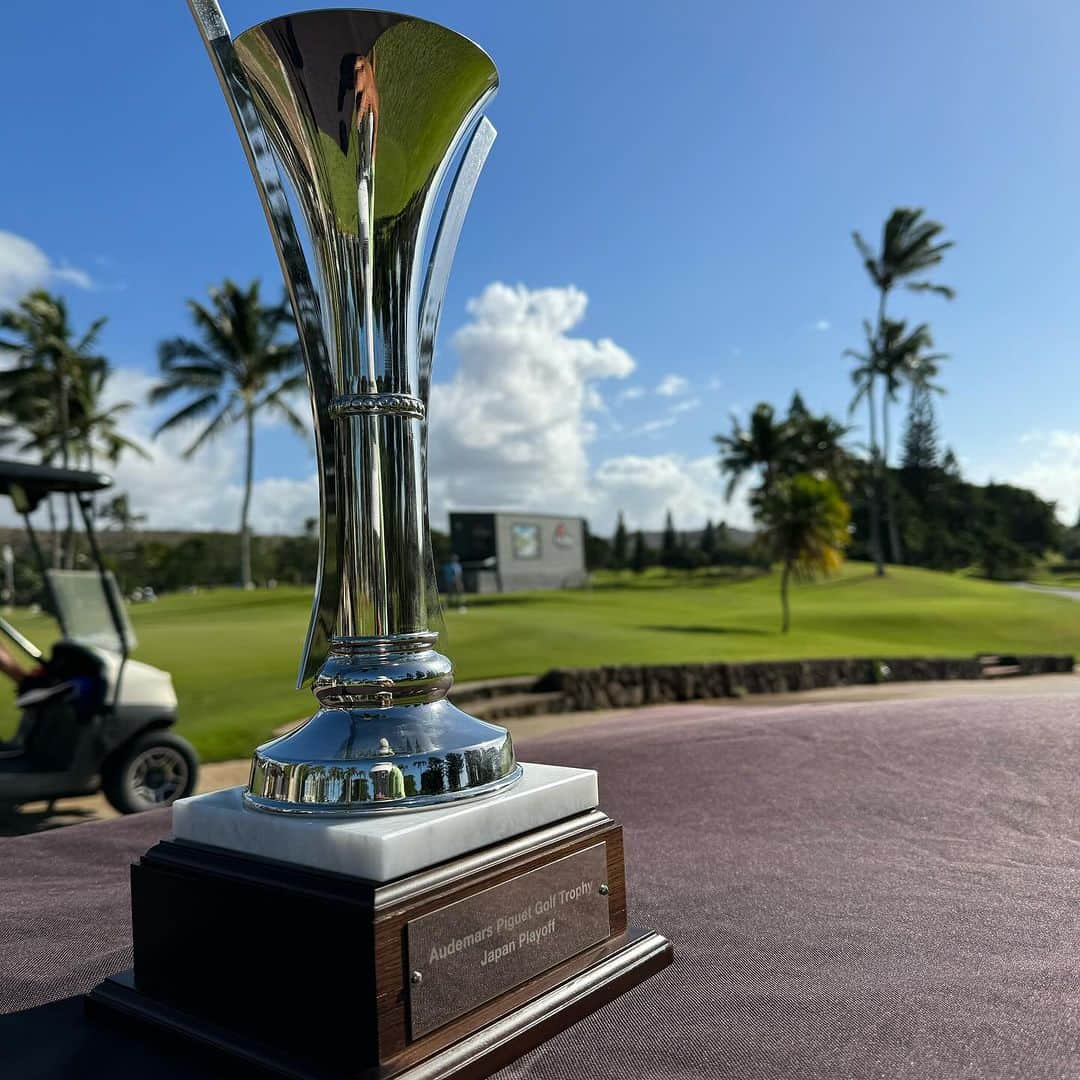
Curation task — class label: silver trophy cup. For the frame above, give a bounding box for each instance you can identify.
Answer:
[189,3,521,812]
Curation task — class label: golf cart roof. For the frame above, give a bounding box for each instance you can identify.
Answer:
[0,460,113,512]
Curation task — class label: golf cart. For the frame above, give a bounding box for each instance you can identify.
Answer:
[0,460,197,815]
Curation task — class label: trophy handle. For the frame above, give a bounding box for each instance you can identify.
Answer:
[415,117,496,632]
[187,0,339,688]
[416,116,497,404]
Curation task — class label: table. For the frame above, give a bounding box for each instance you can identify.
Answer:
[3,694,1079,1078]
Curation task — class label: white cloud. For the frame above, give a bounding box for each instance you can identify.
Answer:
[616,386,646,402]
[656,374,690,397]
[428,282,634,520]
[105,368,317,535]
[107,433,317,537]
[427,283,740,534]
[0,364,319,537]
[593,454,752,532]
[708,376,723,391]
[813,319,831,332]
[635,416,677,436]
[977,429,1080,525]
[0,231,93,305]
[631,392,701,436]
[52,266,94,290]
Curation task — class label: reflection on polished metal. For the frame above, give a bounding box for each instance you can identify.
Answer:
[188,2,520,812]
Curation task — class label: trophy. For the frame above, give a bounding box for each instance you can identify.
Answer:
[87,6,670,1076]
[187,3,521,813]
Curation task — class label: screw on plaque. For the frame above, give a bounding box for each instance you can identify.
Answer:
[599,883,609,895]
[410,971,423,985]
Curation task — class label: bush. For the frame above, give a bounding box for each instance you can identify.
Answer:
[979,532,1035,581]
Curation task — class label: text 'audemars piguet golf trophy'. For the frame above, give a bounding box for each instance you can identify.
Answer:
[87,5,671,1076]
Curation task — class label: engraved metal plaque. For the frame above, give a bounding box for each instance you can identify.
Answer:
[407,843,611,1037]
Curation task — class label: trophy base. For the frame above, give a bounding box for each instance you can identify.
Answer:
[174,764,599,880]
[88,932,671,1080]
[86,797,672,1079]
[247,697,522,814]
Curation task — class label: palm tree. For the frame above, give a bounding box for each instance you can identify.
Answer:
[754,474,850,633]
[100,493,147,533]
[716,403,792,499]
[0,289,142,564]
[150,279,304,588]
[99,492,147,591]
[903,331,948,404]
[851,208,953,566]
[71,363,150,474]
[853,208,954,307]
[849,319,947,567]
[786,406,853,491]
[0,290,107,464]
[845,321,886,575]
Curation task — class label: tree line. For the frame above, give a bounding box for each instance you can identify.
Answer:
[700,207,1060,630]
[587,511,766,575]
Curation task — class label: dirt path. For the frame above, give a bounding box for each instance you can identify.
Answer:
[5,671,1077,835]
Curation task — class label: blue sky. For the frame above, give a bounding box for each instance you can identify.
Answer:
[2,0,1079,534]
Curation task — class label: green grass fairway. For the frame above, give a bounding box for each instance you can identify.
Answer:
[1,563,1077,762]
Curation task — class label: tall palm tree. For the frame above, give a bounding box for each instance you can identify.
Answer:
[848,319,947,568]
[716,403,792,500]
[150,279,304,588]
[903,332,948,405]
[851,208,954,566]
[754,474,850,633]
[0,289,109,452]
[845,323,886,576]
[853,208,954,308]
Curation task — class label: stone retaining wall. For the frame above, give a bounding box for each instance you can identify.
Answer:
[534,655,1075,712]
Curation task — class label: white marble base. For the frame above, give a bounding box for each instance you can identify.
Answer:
[171,763,598,883]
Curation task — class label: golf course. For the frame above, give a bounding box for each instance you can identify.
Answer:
[1,562,1076,762]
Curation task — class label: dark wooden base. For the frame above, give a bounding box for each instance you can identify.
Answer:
[86,808,672,1079]
[88,929,671,1079]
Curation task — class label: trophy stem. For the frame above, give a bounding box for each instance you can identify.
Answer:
[335,404,427,639]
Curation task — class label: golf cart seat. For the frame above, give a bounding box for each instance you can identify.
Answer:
[0,690,100,802]
[0,645,107,770]
[0,691,84,767]
[43,641,109,704]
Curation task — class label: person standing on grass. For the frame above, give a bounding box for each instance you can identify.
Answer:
[441,554,466,613]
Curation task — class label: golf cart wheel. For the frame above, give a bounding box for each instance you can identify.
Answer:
[103,731,198,815]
